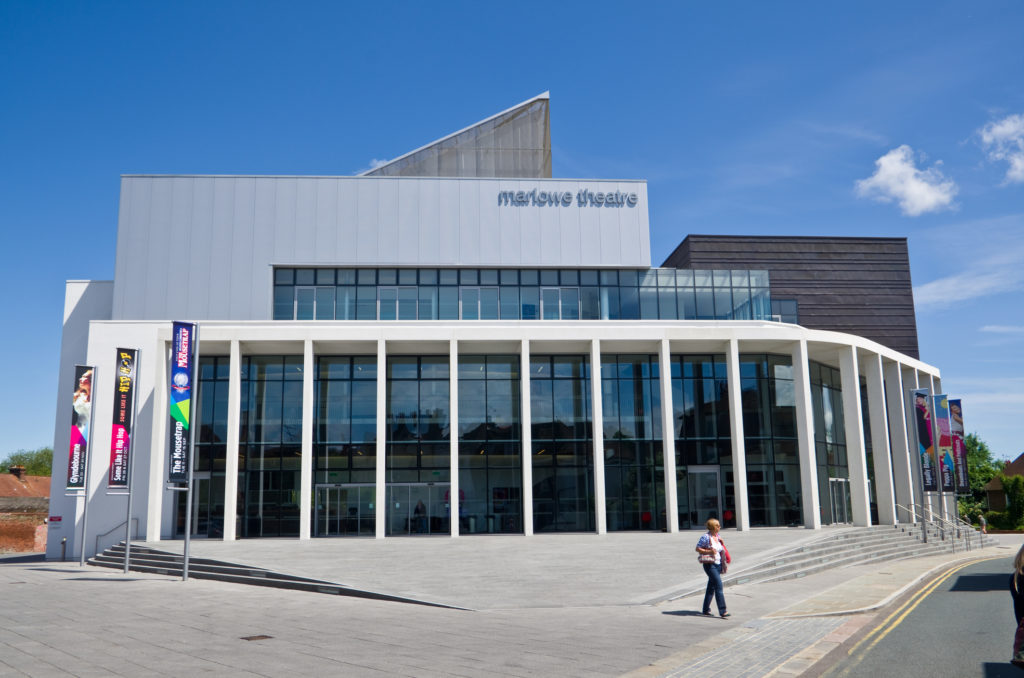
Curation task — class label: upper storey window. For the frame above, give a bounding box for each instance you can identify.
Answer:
[272,268,772,322]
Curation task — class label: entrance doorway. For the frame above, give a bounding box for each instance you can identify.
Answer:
[175,472,224,538]
[688,467,721,528]
[314,484,375,537]
[829,478,852,524]
[386,483,450,536]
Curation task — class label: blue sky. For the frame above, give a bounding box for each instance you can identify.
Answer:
[1,2,1022,460]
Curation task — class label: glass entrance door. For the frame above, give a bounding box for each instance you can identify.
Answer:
[688,468,721,528]
[314,484,375,537]
[386,483,450,536]
[829,478,852,524]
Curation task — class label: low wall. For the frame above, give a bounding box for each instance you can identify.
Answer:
[0,512,48,553]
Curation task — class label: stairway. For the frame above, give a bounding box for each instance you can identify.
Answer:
[661,524,997,603]
[87,542,461,608]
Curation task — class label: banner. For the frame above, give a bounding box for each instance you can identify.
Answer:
[108,348,138,488]
[932,395,955,493]
[168,322,197,483]
[66,365,94,490]
[912,388,937,492]
[949,398,970,493]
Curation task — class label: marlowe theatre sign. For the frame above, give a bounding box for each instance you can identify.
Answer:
[498,188,638,207]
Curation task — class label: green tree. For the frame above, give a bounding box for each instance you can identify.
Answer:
[965,433,1001,504]
[1002,473,1024,528]
[1,447,53,476]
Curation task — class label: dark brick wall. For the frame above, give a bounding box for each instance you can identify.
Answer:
[662,235,920,358]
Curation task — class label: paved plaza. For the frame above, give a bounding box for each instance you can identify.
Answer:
[1,529,1019,677]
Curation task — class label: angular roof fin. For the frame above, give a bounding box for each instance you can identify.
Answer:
[361,92,551,178]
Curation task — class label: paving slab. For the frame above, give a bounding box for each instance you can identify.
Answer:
[0,529,1018,677]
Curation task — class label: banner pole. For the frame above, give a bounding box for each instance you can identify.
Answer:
[124,350,140,574]
[182,325,199,581]
[79,366,97,567]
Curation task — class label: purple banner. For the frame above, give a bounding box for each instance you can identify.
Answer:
[912,389,937,492]
[168,322,197,483]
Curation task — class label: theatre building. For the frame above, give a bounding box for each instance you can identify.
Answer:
[46,94,945,560]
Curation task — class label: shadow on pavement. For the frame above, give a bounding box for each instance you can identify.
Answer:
[662,610,720,618]
[0,553,46,564]
[983,661,1022,677]
[951,573,1010,592]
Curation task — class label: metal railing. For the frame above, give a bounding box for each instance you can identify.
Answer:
[894,503,983,553]
[94,518,138,559]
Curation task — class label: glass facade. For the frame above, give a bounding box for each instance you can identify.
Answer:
[240,356,304,538]
[601,355,664,531]
[531,355,594,532]
[178,348,875,538]
[273,267,772,322]
[176,357,229,538]
[671,355,731,529]
[313,356,377,537]
[810,362,849,525]
[458,356,522,534]
[386,356,451,535]
[740,354,800,527]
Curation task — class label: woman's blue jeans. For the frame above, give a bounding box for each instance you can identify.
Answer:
[702,563,726,615]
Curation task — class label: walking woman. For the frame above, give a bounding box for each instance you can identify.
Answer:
[695,517,731,618]
[1011,544,1024,668]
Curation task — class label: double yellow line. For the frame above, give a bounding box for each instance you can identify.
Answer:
[828,557,1001,677]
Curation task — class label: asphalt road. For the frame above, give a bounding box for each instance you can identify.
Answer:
[823,556,1021,678]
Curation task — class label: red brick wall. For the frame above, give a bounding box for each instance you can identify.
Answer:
[0,513,48,553]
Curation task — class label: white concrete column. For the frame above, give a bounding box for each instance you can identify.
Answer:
[222,339,241,540]
[839,346,871,527]
[791,340,821,529]
[375,340,387,539]
[658,339,679,533]
[863,352,896,525]
[299,339,314,540]
[725,339,750,531]
[449,340,459,537]
[884,361,914,522]
[590,339,607,534]
[146,338,168,541]
[520,340,534,536]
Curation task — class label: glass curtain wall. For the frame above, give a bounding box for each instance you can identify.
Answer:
[314,356,377,536]
[176,357,229,538]
[810,362,848,525]
[239,356,303,538]
[740,354,800,527]
[386,356,451,535]
[530,355,595,532]
[458,355,522,534]
[601,355,664,531]
[273,267,772,322]
[671,355,731,528]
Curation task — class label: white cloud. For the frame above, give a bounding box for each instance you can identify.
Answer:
[354,158,391,174]
[979,113,1024,184]
[980,325,1024,334]
[855,145,958,216]
[912,216,1024,309]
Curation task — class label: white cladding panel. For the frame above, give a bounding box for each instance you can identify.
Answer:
[112,176,650,320]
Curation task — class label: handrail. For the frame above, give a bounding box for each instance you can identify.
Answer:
[894,503,982,552]
[94,518,138,558]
